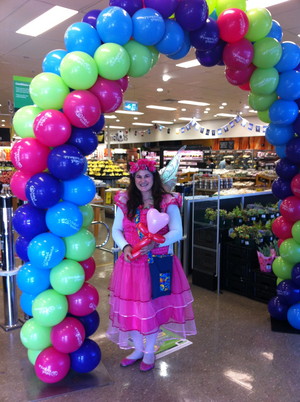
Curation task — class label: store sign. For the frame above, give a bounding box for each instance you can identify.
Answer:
[13,76,33,109]
[124,101,138,111]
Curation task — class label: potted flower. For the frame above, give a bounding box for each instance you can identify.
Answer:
[257,242,277,273]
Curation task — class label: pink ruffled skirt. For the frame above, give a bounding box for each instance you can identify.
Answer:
[107,254,197,349]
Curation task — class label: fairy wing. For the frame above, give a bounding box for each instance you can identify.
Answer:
[159,146,187,192]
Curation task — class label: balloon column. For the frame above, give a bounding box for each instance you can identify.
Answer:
[9,0,300,383]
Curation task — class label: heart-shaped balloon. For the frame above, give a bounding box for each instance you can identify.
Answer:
[147,208,169,234]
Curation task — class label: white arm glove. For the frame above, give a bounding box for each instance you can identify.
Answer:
[112,207,128,251]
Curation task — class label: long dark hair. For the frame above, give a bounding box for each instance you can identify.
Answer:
[127,171,169,220]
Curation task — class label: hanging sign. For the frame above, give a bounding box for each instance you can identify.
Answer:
[13,76,33,109]
[124,101,138,111]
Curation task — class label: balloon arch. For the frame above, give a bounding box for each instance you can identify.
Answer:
[9,0,300,383]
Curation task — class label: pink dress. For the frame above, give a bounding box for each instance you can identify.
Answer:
[107,191,197,349]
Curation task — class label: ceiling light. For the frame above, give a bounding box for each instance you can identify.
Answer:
[162,74,171,82]
[240,111,243,115]
[134,117,138,120]
[244,105,250,109]
[157,88,164,92]
[178,117,201,121]
[1,120,5,122]
[178,100,210,106]
[215,113,237,117]
[205,107,210,110]
[248,0,290,8]
[107,125,125,129]
[152,120,174,125]
[219,106,224,109]
[204,111,209,114]
[222,102,227,106]
[115,110,144,115]
[176,59,200,68]
[181,108,187,112]
[116,119,120,122]
[132,122,153,126]
[16,6,78,37]
[249,110,257,113]
[1,124,5,127]
[104,115,116,119]
[146,105,177,111]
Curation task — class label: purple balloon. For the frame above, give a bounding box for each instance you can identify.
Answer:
[15,235,30,262]
[277,279,300,306]
[90,115,105,134]
[48,145,86,181]
[190,17,219,51]
[286,137,300,164]
[67,127,98,156]
[109,0,143,16]
[268,295,289,320]
[292,263,300,287]
[293,114,300,135]
[25,172,62,209]
[82,9,102,28]
[195,40,225,67]
[144,0,179,19]
[275,158,299,180]
[272,177,293,200]
[12,204,47,240]
[175,0,208,32]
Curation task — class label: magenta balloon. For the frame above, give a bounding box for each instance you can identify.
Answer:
[291,174,300,198]
[144,0,179,18]
[67,283,99,316]
[272,216,293,240]
[217,8,249,43]
[51,317,85,353]
[116,75,129,92]
[35,347,70,383]
[280,196,300,222]
[225,64,256,86]
[79,257,96,281]
[33,110,72,147]
[223,38,254,70]
[89,77,123,113]
[63,90,101,128]
[10,171,32,201]
[11,138,50,175]
[175,0,208,32]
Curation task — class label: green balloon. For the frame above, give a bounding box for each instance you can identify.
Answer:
[272,256,293,280]
[50,259,85,295]
[245,8,272,42]
[124,41,152,78]
[60,51,98,90]
[148,46,160,69]
[253,37,282,69]
[276,277,284,286]
[20,318,52,350]
[292,221,300,243]
[250,68,279,95]
[32,289,68,327]
[12,105,43,138]
[257,109,271,123]
[27,348,43,365]
[248,92,277,111]
[94,43,130,80]
[29,72,70,110]
[279,238,300,265]
[63,228,96,261]
[215,0,246,15]
[206,0,217,14]
[79,204,94,227]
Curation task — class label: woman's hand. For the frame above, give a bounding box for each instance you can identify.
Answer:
[140,241,157,255]
[123,245,133,262]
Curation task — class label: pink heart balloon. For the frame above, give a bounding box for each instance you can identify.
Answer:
[147,208,169,234]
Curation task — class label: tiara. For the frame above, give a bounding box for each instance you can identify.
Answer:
[129,159,157,174]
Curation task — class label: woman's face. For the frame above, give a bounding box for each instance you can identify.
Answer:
[134,169,154,193]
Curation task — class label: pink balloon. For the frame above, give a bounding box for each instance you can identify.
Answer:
[33,110,72,147]
[35,347,70,383]
[67,282,99,316]
[278,238,284,248]
[117,75,129,92]
[291,173,300,198]
[225,63,256,86]
[272,216,293,240]
[10,138,50,174]
[223,38,254,70]
[51,317,85,353]
[63,90,101,128]
[146,208,169,234]
[10,171,32,201]
[239,82,251,91]
[90,77,123,113]
[217,8,249,43]
[79,257,96,281]
[280,196,300,222]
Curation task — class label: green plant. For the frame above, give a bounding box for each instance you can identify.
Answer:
[257,243,273,257]
[231,206,243,218]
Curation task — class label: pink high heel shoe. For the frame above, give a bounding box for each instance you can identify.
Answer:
[120,357,142,367]
[140,360,155,372]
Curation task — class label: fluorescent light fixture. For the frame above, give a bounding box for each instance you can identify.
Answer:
[219,106,224,109]
[244,105,250,109]
[178,117,201,121]
[107,125,125,129]
[249,110,257,113]
[215,113,237,117]
[104,115,117,119]
[222,102,227,106]
[205,107,210,110]
[247,0,290,8]
[157,88,164,92]
[16,6,78,37]
[132,122,153,126]
[181,108,187,112]
[176,59,200,68]
[152,120,174,125]
[116,119,120,122]
[146,105,177,111]
[115,110,144,115]
[204,111,209,114]
[178,100,210,106]
[133,117,138,120]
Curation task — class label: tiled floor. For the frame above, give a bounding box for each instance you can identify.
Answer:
[1,218,300,402]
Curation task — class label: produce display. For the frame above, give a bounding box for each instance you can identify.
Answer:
[87,159,128,178]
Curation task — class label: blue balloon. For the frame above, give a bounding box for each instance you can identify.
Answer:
[46,201,83,237]
[167,31,191,60]
[70,339,101,373]
[275,145,287,159]
[269,99,299,125]
[195,40,225,67]
[265,124,294,146]
[268,295,288,320]
[96,6,132,46]
[13,205,47,240]
[64,22,101,56]
[77,310,100,337]
[15,235,30,262]
[17,262,50,294]
[175,0,208,32]
[132,8,165,46]
[190,17,219,51]
[20,292,36,316]
[90,114,105,134]
[62,174,96,206]
[276,70,300,101]
[67,127,98,156]
[272,177,293,200]
[155,19,185,55]
[28,232,66,270]
[82,9,102,28]
[275,41,300,73]
[25,172,62,209]
[275,158,299,180]
[292,263,300,287]
[42,49,68,75]
[48,145,85,181]
[266,20,283,42]
[286,137,300,164]
[287,303,300,329]
[277,279,300,305]
[109,0,143,16]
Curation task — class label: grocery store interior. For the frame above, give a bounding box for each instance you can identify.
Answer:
[1,0,300,401]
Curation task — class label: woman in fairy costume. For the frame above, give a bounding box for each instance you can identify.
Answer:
[107,158,196,372]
